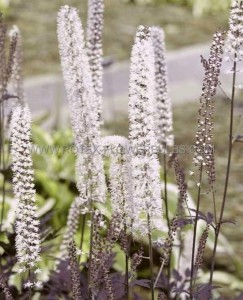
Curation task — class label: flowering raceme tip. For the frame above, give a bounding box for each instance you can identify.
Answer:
[11,105,41,286]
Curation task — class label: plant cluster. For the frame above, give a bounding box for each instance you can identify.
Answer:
[0,0,243,299]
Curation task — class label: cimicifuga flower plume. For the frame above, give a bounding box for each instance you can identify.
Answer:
[60,197,86,258]
[151,26,173,151]
[0,274,14,300]
[225,0,243,62]
[68,241,83,300]
[86,0,104,120]
[193,31,224,187]
[0,15,17,100]
[194,224,209,276]
[11,105,41,282]
[57,6,105,205]
[130,247,143,279]
[170,154,190,215]
[128,26,162,234]
[102,136,133,228]
[9,25,25,105]
[0,14,7,99]
[158,292,168,300]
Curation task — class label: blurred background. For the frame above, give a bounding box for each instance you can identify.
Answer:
[0,0,233,122]
[1,0,230,75]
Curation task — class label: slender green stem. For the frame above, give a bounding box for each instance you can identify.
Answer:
[125,251,129,299]
[212,189,217,225]
[0,109,2,164]
[87,208,94,300]
[209,56,237,285]
[124,222,130,300]
[147,214,155,300]
[0,101,2,167]
[28,269,31,300]
[0,101,5,234]
[0,175,6,235]
[78,214,86,264]
[0,99,6,270]
[154,260,165,289]
[190,164,203,298]
[163,152,171,289]
[163,153,170,230]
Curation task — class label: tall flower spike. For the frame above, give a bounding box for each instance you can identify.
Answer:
[193,31,225,187]
[86,0,104,120]
[225,0,243,62]
[102,136,133,228]
[194,224,209,275]
[11,105,41,282]
[9,25,25,105]
[57,6,105,204]
[0,15,17,100]
[0,14,7,99]
[0,274,14,300]
[68,241,83,300]
[170,154,190,215]
[151,26,173,151]
[60,197,86,258]
[128,26,162,234]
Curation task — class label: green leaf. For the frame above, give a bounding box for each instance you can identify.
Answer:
[32,124,54,147]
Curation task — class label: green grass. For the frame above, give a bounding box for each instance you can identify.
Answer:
[5,0,229,75]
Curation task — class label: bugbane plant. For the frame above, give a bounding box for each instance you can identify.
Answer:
[9,25,25,105]
[128,26,162,235]
[86,0,104,120]
[60,197,84,258]
[151,26,174,242]
[57,7,107,299]
[68,241,83,300]
[128,25,164,300]
[193,31,225,186]
[57,5,105,206]
[225,0,243,62]
[10,105,41,284]
[190,31,224,294]
[102,135,133,227]
[2,1,242,298]
[209,0,243,285]
[0,274,14,300]
[151,26,173,151]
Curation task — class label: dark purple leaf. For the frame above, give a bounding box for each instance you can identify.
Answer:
[176,218,193,228]
[133,292,144,300]
[185,268,191,278]
[172,269,182,282]
[236,293,243,300]
[220,219,236,226]
[190,209,208,222]
[131,279,151,289]
[206,212,214,224]
[193,283,221,300]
